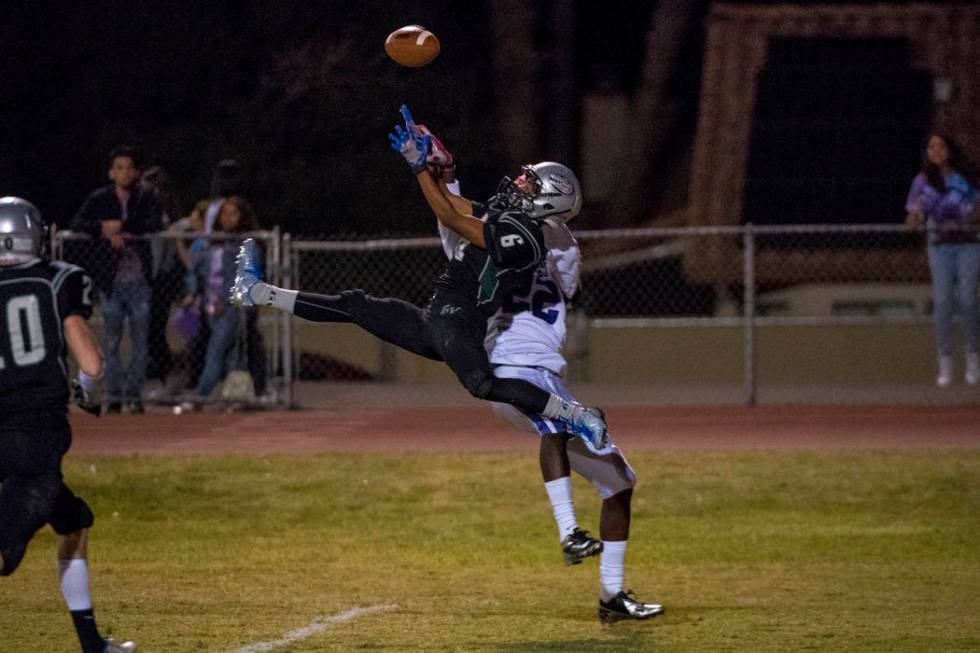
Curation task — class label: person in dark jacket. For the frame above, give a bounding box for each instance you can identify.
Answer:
[70,145,164,413]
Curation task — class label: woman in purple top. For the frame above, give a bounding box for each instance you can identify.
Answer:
[905,133,979,386]
[186,196,260,402]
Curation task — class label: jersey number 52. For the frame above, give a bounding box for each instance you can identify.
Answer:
[503,276,560,324]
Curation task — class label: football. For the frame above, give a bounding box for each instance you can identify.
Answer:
[384,25,440,68]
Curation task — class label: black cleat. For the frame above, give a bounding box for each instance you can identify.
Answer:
[106,402,123,414]
[598,590,664,624]
[561,527,603,566]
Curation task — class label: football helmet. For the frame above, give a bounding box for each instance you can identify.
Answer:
[493,161,582,226]
[0,196,45,266]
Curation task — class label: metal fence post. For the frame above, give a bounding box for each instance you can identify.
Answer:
[743,223,756,406]
[281,232,294,408]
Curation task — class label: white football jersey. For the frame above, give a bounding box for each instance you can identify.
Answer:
[437,186,580,375]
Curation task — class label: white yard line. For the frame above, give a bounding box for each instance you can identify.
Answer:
[229,604,399,653]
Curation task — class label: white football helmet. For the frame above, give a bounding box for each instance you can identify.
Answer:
[493,161,582,226]
[0,196,45,266]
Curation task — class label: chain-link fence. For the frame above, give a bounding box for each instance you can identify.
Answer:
[51,225,976,408]
[53,229,288,410]
[286,224,976,405]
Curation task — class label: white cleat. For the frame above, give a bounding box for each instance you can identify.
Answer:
[567,406,608,452]
[229,238,262,307]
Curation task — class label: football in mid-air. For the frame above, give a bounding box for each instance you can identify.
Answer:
[384,25,440,68]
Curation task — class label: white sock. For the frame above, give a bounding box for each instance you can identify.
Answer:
[599,540,627,602]
[544,477,578,540]
[543,394,578,420]
[59,559,93,611]
[249,282,298,313]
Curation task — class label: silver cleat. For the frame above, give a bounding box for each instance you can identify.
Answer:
[566,406,608,452]
[598,590,664,624]
[102,638,137,653]
[561,527,603,566]
[229,238,262,307]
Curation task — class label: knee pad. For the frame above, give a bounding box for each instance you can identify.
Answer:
[49,488,95,536]
[340,289,367,312]
[0,541,26,576]
[0,474,62,576]
[459,370,494,399]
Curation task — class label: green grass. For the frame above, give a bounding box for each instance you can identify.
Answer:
[3,451,979,652]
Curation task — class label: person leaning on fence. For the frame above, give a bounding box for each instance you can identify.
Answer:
[70,145,164,413]
[904,132,980,386]
[183,196,260,406]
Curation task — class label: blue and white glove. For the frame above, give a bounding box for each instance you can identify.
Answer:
[388,104,431,173]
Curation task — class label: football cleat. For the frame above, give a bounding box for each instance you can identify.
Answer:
[566,406,608,452]
[561,527,602,566]
[229,238,263,306]
[598,590,664,624]
[102,638,137,653]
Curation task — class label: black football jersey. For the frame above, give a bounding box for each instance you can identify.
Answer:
[0,260,94,414]
[433,201,546,315]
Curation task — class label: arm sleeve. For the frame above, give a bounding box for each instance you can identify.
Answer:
[543,223,580,298]
[58,268,95,320]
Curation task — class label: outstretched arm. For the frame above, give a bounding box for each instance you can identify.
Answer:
[414,171,486,247]
[390,105,486,247]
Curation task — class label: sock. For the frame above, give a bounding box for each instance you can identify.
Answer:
[543,394,578,420]
[249,282,298,312]
[60,559,104,653]
[60,558,92,610]
[70,609,105,653]
[599,540,627,602]
[544,477,577,540]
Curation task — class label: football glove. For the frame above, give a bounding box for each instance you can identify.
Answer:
[388,104,431,173]
[417,124,456,183]
[71,370,103,417]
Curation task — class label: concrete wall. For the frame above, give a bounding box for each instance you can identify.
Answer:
[295,321,942,386]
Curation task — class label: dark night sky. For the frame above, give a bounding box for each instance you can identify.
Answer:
[0,1,662,236]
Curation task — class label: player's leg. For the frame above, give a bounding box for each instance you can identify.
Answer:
[566,439,664,623]
[50,485,136,653]
[489,366,601,565]
[296,289,443,361]
[429,307,606,447]
[228,240,441,360]
[0,472,61,576]
[0,414,66,577]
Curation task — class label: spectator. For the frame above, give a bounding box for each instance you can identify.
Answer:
[204,159,243,234]
[186,196,260,403]
[200,158,267,397]
[905,132,980,386]
[70,145,164,413]
[164,201,209,397]
[141,166,185,383]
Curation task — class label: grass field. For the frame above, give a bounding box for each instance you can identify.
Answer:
[3,450,979,652]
